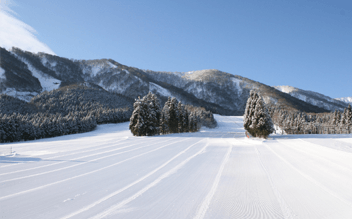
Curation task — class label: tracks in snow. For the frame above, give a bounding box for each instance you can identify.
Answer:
[0,136,193,201]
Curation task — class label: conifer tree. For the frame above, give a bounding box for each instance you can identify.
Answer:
[178,102,185,133]
[159,112,169,134]
[129,97,148,136]
[145,92,161,136]
[243,90,274,138]
[168,97,179,133]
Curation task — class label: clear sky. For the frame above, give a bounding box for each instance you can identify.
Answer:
[1,0,351,98]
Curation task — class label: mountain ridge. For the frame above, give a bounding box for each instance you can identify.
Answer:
[0,47,337,115]
[275,85,348,111]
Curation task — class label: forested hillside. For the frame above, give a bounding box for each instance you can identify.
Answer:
[0,84,133,142]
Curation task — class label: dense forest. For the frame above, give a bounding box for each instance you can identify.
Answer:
[0,84,133,143]
[0,84,216,142]
[129,92,217,136]
[270,104,352,135]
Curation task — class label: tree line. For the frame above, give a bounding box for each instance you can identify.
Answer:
[129,92,217,136]
[0,85,132,143]
[270,104,352,135]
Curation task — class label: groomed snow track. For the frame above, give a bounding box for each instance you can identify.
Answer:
[1,115,352,218]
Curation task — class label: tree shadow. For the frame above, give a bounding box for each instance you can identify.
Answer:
[0,155,41,164]
[271,133,352,140]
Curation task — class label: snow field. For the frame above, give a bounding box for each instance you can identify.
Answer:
[1,115,352,218]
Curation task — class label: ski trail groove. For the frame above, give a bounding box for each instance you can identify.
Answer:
[194,139,232,219]
[276,139,352,174]
[88,139,211,219]
[0,137,172,183]
[0,137,132,168]
[263,143,352,208]
[0,137,191,201]
[255,144,294,219]
[0,137,172,179]
[61,138,207,219]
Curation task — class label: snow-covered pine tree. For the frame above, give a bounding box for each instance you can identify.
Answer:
[183,109,189,133]
[144,92,161,136]
[345,105,352,133]
[243,90,274,138]
[168,97,179,133]
[178,102,185,133]
[129,97,148,136]
[160,112,169,134]
[189,112,198,132]
[332,110,339,125]
[345,105,352,126]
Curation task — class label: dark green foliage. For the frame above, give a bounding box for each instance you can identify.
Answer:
[145,92,161,136]
[0,112,96,143]
[129,97,148,136]
[160,112,169,135]
[270,104,352,135]
[0,47,42,93]
[168,98,179,133]
[30,84,133,124]
[129,92,162,136]
[130,94,216,136]
[0,84,133,143]
[178,102,185,133]
[0,94,38,115]
[244,90,274,138]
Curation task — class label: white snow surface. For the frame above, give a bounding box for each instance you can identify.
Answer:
[0,67,5,79]
[275,85,297,93]
[2,115,352,218]
[12,56,61,92]
[41,56,57,68]
[149,82,173,97]
[337,97,352,104]
[3,88,38,102]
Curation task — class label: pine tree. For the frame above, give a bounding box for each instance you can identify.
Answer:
[243,90,274,138]
[144,92,161,136]
[129,97,148,136]
[183,109,189,133]
[160,112,169,134]
[178,102,185,133]
[168,97,179,133]
[346,105,352,126]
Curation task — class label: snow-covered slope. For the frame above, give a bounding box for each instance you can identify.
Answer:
[2,116,352,218]
[275,85,348,111]
[0,47,335,114]
[336,97,352,104]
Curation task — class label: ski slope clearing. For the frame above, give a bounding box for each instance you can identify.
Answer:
[1,115,352,218]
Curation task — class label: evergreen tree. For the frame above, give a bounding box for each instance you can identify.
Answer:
[346,105,352,126]
[144,92,161,136]
[159,112,169,134]
[243,90,274,138]
[129,97,148,136]
[183,109,189,133]
[178,102,185,133]
[168,97,179,133]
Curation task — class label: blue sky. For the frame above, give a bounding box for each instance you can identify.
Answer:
[2,0,352,98]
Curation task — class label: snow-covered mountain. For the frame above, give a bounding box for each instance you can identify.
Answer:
[275,85,348,111]
[336,97,352,105]
[0,47,331,115]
